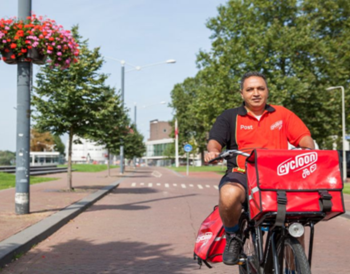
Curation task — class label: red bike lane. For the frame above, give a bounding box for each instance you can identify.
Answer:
[1,166,349,274]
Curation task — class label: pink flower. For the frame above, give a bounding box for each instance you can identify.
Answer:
[47,50,52,54]
[57,52,62,56]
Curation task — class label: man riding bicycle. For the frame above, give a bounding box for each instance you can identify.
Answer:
[204,72,315,266]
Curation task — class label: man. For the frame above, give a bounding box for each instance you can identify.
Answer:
[204,72,315,265]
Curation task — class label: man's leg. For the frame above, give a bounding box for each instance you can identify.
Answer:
[219,173,246,265]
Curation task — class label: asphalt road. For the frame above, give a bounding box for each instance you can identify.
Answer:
[1,167,349,274]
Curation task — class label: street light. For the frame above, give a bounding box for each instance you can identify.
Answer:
[326,86,347,182]
[107,57,176,174]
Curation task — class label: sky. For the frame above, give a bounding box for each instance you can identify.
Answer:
[0,0,226,151]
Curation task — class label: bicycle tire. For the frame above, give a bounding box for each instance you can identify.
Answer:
[239,215,261,274]
[276,236,311,274]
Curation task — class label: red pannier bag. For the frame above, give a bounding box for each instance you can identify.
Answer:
[193,206,226,268]
[246,149,345,224]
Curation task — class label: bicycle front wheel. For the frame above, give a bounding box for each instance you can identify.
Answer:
[277,236,311,274]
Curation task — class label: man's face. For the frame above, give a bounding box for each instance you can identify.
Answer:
[240,76,269,113]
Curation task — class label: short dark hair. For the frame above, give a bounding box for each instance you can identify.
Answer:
[240,71,268,90]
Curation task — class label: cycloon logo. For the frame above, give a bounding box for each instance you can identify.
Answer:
[277,152,318,176]
[196,232,213,243]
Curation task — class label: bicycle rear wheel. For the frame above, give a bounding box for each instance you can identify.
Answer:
[239,215,261,274]
[277,236,311,274]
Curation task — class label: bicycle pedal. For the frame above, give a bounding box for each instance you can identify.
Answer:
[237,258,246,265]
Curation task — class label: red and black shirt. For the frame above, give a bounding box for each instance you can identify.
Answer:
[209,104,311,173]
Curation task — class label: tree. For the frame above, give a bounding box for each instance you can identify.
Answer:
[123,124,146,160]
[30,128,55,151]
[52,135,65,155]
[0,150,15,166]
[170,76,209,164]
[86,90,131,176]
[192,0,350,148]
[32,26,114,189]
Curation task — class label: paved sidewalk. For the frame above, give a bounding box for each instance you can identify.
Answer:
[0,167,133,268]
[0,167,349,270]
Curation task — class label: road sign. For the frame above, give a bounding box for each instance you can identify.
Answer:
[346,135,350,140]
[184,144,193,152]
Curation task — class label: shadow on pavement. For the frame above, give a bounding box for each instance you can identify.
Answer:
[1,239,201,274]
[86,194,197,212]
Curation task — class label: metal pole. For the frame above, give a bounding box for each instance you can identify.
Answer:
[133,103,136,169]
[15,0,32,215]
[186,152,189,176]
[120,62,125,174]
[341,86,347,182]
[175,118,179,167]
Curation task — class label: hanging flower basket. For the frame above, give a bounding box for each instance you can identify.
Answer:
[0,15,79,68]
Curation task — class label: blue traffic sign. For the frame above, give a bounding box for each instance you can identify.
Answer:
[184,144,193,152]
[346,135,350,140]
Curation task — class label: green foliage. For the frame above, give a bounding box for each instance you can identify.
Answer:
[52,135,65,155]
[58,164,118,172]
[123,124,146,159]
[32,25,122,189]
[170,0,350,149]
[162,142,175,159]
[0,173,58,190]
[0,150,15,166]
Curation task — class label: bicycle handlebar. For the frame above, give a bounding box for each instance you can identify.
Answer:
[208,149,250,164]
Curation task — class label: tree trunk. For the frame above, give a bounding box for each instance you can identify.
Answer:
[107,149,110,177]
[67,129,73,190]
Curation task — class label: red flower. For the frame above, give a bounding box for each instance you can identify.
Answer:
[47,46,53,51]
[10,54,16,59]
[49,37,54,41]
[27,45,32,49]
[39,34,44,39]
[21,48,27,53]
[10,43,17,49]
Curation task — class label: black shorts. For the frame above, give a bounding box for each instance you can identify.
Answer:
[219,172,247,190]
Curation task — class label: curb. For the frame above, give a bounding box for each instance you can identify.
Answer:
[341,211,350,220]
[0,175,128,268]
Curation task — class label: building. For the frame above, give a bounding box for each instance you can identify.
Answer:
[65,137,108,164]
[30,151,62,165]
[143,120,174,166]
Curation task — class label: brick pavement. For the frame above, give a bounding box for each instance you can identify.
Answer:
[0,167,349,273]
[0,167,130,242]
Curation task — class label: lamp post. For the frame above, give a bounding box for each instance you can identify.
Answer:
[15,0,32,215]
[107,57,176,174]
[326,86,347,182]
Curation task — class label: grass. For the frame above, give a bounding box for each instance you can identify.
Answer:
[343,183,350,195]
[167,165,226,174]
[0,172,58,190]
[58,164,118,172]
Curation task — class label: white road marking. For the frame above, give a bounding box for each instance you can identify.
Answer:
[206,185,210,188]
[157,183,161,186]
[197,184,203,189]
[148,183,153,187]
[173,184,177,187]
[181,184,187,188]
[214,185,218,190]
[165,183,169,188]
[140,182,144,186]
[131,183,136,187]
[189,184,194,187]
[151,171,162,178]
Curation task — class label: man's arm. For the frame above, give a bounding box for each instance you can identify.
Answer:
[204,139,222,163]
[298,135,315,149]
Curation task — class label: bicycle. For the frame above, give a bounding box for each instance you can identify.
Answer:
[209,149,344,274]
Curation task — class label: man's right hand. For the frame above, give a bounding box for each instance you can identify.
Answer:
[204,151,221,164]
